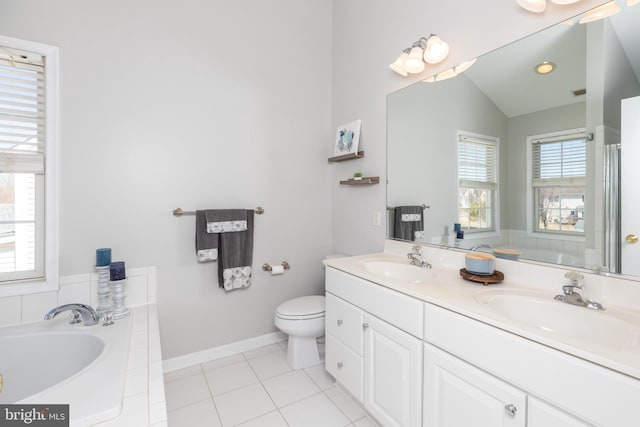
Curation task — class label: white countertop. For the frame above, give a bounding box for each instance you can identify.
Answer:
[324,247,640,381]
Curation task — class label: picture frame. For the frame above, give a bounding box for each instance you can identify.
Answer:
[334,119,361,156]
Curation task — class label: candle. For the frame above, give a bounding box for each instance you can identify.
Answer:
[110,261,126,281]
[96,248,111,267]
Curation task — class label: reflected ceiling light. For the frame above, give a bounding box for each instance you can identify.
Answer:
[628,0,639,6]
[389,49,410,76]
[390,34,450,77]
[578,1,621,23]
[517,0,547,13]
[535,61,556,74]
[550,0,580,4]
[423,35,450,64]
[422,76,436,83]
[454,58,477,74]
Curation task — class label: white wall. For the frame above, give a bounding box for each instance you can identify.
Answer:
[330,0,608,256]
[0,0,333,359]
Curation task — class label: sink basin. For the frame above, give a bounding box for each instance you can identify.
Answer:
[476,291,640,349]
[362,260,437,283]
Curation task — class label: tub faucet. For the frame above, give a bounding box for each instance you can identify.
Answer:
[44,303,100,326]
[554,271,604,311]
[470,244,492,252]
[407,245,432,269]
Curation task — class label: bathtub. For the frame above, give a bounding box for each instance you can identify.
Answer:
[0,313,132,426]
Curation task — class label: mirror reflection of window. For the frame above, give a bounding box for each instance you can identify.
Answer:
[457,132,499,234]
[528,130,587,236]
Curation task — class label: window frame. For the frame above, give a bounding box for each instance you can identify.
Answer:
[456,130,500,238]
[0,35,59,296]
[526,128,586,241]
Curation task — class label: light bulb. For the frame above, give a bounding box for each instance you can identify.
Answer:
[404,46,425,74]
[423,35,449,64]
[517,0,546,13]
[389,52,409,76]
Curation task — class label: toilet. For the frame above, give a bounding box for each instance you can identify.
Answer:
[274,295,326,369]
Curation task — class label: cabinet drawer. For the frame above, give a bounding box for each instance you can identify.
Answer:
[325,293,364,355]
[326,333,363,403]
[326,267,424,338]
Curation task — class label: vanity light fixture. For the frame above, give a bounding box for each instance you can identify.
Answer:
[578,1,621,23]
[627,0,639,6]
[423,35,450,64]
[535,61,556,74]
[389,48,410,77]
[517,0,583,13]
[404,41,427,74]
[422,58,478,83]
[516,0,547,13]
[454,58,477,74]
[389,34,450,76]
[435,68,458,81]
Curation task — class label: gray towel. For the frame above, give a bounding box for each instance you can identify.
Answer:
[196,210,218,262]
[393,206,424,241]
[203,209,254,291]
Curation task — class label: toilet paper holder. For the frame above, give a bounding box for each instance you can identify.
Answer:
[262,261,291,272]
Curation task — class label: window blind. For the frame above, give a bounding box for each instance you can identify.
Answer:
[0,50,45,175]
[532,135,586,183]
[458,134,497,188]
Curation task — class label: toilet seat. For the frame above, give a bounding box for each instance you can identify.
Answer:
[275,295,325,320]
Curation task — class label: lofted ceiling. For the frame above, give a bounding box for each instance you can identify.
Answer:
[463,5,639,119]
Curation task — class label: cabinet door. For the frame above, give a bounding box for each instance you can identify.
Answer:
[528,397,594,427]
[325,334,363,403]
[423,342,526,427]
[363,313,422,427]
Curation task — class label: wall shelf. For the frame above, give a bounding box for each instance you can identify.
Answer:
[328,151,365,163]
[340,176,380,185]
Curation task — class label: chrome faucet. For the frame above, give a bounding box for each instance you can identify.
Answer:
[554,271,604,310]
[407,245,432,268]
[469,244,493,252]
[44,303,100,326]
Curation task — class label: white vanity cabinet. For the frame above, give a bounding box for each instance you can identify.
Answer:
[424,303,640,427]
[423,342,526,427]
[325,267,424,427]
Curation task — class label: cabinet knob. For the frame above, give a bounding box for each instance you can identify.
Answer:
[362,323,369,329]
[504,404,517,417]
[626,234,639,244]
[337,362,344,369]
[337,319,343,326]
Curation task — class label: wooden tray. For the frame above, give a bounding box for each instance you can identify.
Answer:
[460,268,504,286]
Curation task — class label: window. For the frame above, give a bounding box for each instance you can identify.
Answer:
[528,130,586,236]
[457,132,498,233]
[0,36,58,290]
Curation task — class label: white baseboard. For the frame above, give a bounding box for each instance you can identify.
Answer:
[162,331,288,373]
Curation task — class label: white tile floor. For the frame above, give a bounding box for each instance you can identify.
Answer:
[164,342,378,427]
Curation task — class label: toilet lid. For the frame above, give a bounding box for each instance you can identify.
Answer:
[276,295,325,318]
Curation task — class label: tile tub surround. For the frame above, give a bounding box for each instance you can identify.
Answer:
[325,239,640,380]
[0,266,157,327]
[95,303,167,427]
[0,266,166,426]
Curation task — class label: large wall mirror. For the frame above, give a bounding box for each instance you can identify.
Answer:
[387,4,640,276]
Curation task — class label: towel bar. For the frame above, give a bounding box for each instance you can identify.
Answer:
[173,207,265,217]
[386,204,430,210]
[262,261,290,272]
